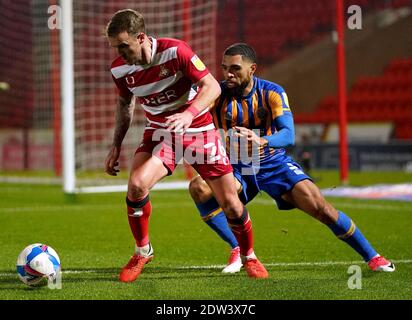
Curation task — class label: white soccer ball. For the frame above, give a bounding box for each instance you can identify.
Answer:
[16,243,61,287]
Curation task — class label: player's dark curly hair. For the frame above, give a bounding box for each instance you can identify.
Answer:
[106,9,145,37]
[223,43,257,63]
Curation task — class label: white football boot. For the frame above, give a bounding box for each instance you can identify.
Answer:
[222,246,242,273]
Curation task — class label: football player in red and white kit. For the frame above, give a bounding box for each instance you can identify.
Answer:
[104,9,268,282]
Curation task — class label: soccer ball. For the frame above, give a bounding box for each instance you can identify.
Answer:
[16,243,61,287]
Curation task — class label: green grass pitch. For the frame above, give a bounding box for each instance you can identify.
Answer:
[1,171,411,300]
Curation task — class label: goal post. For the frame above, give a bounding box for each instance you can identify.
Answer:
[60,0,76,194]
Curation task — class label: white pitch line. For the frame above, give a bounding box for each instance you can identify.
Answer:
[2,259,411,277]
[1,202,194,214]
[172,259,412,270]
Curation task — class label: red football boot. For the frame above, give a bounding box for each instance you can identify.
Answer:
[244,258,269,278]
[119,254,153,282]
[368,255,395,272]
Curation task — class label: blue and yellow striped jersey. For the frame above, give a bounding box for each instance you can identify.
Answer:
[210,76,292,162]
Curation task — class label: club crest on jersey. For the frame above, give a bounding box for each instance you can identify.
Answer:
[191,55,206,71]
[125,76,135,85]
[159,64,171,78]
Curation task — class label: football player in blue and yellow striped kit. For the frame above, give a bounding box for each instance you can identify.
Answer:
[189,43,394,275]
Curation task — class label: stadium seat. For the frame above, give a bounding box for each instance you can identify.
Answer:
[296,57,412,127]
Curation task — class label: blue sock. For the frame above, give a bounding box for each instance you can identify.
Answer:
[196,197,239,249]
[328,211,377,262]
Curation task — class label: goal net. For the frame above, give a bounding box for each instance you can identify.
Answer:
[0,0,217,193]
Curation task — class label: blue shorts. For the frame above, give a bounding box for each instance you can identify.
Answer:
[232,154,311,210]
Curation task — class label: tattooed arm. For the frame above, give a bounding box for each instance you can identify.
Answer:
[105,95,135,176]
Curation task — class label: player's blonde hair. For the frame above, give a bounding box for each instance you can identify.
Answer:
[106,9,146,37]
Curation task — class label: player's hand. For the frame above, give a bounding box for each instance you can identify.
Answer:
[234,126,268,146]
[105,146,121,176]
[165,111,194,134]
[234,126,260,144]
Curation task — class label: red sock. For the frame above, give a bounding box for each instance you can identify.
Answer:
[126,195,151,247]
[227,208,254,256]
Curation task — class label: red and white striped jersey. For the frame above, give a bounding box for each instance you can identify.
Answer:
[110,37,214,132]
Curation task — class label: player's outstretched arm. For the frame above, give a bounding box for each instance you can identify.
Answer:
[190,73,221,115]
[105,95,134,176]
[262,113,295,148]
[234,113,294,148]
[165,73,221,133]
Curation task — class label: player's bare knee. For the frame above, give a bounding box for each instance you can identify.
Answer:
[127,181,149,201]
[189,176,212,203]
[318,202,339,224]
[188,176,203,200]
[300,191,326,220]
[219,197,243,219]
[310,198,336,225]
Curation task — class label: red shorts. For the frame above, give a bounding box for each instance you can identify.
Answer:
[136,128,233,179]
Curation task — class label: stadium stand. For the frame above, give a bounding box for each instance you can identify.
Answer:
[294,58,412,139]
[217,0,411,69]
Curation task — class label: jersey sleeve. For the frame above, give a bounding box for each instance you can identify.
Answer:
[111,75,133,100]
[263,86,295,148]
[177,41,210,84]
[267,87,292,121]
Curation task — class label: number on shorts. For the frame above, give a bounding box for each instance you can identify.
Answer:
[204,140,228,165]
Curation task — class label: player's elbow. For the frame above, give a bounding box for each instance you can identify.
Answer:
[198,74,221,102]
[207,74,221,101]
[211,78,221,101]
